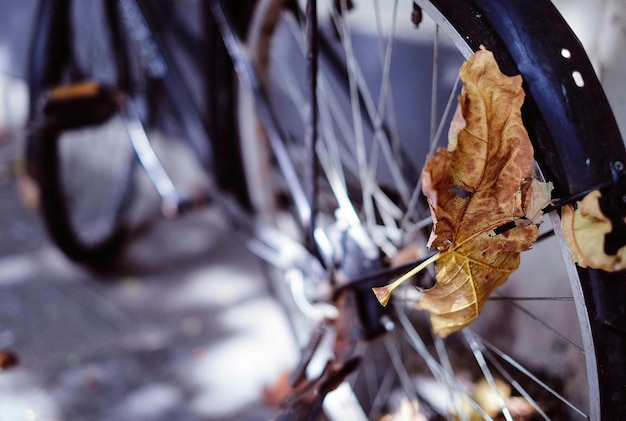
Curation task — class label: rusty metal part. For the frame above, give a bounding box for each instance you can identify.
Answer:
[275,357,361,421]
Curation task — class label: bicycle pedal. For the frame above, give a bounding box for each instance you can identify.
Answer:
[38,82,121,130]
[49,81,106,101]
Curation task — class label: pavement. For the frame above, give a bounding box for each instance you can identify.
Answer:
[0,201,299,421]
[0,56,297,421]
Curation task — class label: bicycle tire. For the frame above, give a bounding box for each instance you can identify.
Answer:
[235,0,626,419]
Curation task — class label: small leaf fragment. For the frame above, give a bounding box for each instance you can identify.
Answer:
[373,253,441,307]
[561,190,626,271]
[372,285,393,307]
[519,178,553,226]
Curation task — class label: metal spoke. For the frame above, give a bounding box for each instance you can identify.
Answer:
[482,345,551,420]
[464,331,514,421]
[402,72,461,228]
[367,360,398,419]
[330,5,411,208]
[488,296,584,354]
[281,4,406,247]
[473,332,589,418]
[273,34,407,240]
[488,296,574,302]
[395,306,495,419]
[372,0,404,181]
[430,24,440,144]
[335,0,377,228]
[432,333,469,420]
[384,334,423,409]
[369,0,402,177]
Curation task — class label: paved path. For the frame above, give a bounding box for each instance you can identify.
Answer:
[0,208,298,421]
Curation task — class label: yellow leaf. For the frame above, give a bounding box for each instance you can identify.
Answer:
[561,190,626,271]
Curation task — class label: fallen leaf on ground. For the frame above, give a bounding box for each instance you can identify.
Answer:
[381,398,427,421]
[458,378,540,420]
[373,47,551,337]
[561,190,626,271]
[0,350,19,370]
[263,370,293,406]
[463,377,511,420]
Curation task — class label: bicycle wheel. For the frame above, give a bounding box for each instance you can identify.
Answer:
[235,0,626,419]
[27,0,142,266]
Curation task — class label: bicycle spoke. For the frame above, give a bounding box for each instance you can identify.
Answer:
[368,363,397,419]
[372,0,404,181]
[370,0,403,181]
[483,347,551,420]
[488,296,574,302]
[395,305,494,419]
[464,331,514,421]
[402,72,461,228]
[273,42,393,231]
[331,6,412,208]
[272,30,406,237]
[384,334,423,410]
[334,0,377,228]
[488,296,584,354]
[282,4,409,247]
[473,332,589,418]
[432,333,470,420]
[430,24,439,145]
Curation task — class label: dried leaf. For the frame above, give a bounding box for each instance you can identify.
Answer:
[381,398,427,421]
[416,47,550,336]
[561,190,626,271]
[422,48,542,251]
[416,48,551,336]
[372,48,550,335]
[464,378,511,420]
[519,178,554,226]
[263,370,293,406]
[0,350,19,370]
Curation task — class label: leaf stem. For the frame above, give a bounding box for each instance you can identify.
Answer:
[372,252,441,306]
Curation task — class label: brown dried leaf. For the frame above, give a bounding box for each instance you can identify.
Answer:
[416,47,551,336]
[0,350,19,370]
[561,190,626,271]
[263,370,293,406]
[465,378,511,420]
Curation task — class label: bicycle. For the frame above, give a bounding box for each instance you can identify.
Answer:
[26,0,626,419]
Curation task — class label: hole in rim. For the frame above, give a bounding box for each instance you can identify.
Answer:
[561,48,571,59]
[572,71,585,87]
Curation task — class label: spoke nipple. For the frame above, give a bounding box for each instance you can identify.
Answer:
[613,160,624,173]
[380,315,395,332]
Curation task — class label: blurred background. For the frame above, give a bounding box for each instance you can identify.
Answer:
[0,1,624,420]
